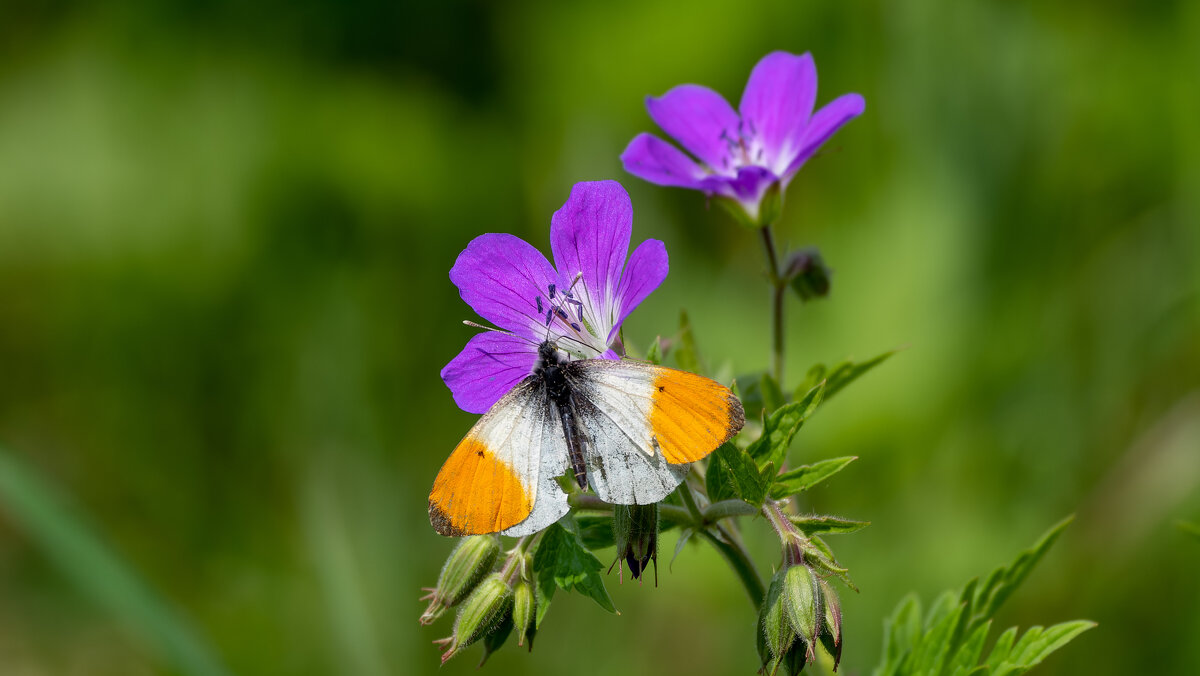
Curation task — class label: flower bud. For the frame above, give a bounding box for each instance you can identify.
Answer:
[758,568,795,672]
[782,564,822,663]
[782,637,810,676]
[512,577,536,649]
[784,247,831,302]
[420,535,501,625]
[818,579,843,671]
[434,573,513,664]
[612,503,658,583]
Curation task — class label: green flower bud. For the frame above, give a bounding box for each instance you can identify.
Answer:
[818,579,843,671]
[477,613,514,667]
[784,247,831,302]
[420,535,501,625]
[758,568,795,671]
[782,564,822,663]
[434,573,513,664]
[612,503,659,583]
[782,636,810,676]
[512,577,536,649]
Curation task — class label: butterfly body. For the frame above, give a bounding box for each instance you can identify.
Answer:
[429,341,744,537]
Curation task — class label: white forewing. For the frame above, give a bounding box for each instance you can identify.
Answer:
[566,360,689,505]
[502,392,570,535]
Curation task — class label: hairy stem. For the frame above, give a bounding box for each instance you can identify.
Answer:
[760,225,786,385]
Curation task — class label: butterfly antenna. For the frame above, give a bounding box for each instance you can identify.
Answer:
[461,321,540,347]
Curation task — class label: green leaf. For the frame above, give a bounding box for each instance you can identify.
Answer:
[876,593,923,676]
[787,514,870,535]
[968,516,1073,632]
[815,350,895,404]
[989,621,1095,676]
[575,514,616,550]
[0,447,231,676]
[770,456,857,500]
[747,381,826,470]
[760,372,786,413]
[645,336,666,365]
[800,363,827,395]
[947,620,992,676]
[675,310,701,374]
[910,600,966,676]
[532,522,616,615]
[711,443,772,506]
[984,626,1019,670]
[705,452,738,503]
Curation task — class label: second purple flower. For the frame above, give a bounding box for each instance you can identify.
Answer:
[621,51,865,225]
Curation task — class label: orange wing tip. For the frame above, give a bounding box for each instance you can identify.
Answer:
[429,500,469,537]
[650,370,748,464]
[428,439,533,536]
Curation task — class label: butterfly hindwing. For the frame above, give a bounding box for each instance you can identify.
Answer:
[429,378,565,536]
[565,359,745,504]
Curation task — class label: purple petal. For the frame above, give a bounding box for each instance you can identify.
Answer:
[449,233,558,338]
[725,165,778,203]
[782,93,865,179]
[550,180,632,317]
[646,84,740,171]
[738,51,817,174]
[609,238,668,341]
[621,133,709,189]
[441,332,537,414]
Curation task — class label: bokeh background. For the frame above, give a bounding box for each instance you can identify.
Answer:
[2,1,1198,674]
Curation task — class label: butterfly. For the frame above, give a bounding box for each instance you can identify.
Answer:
[429,339,745,536]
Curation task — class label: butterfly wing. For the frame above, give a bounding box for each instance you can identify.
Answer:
[565,360,745,505]
[428,378,569,536]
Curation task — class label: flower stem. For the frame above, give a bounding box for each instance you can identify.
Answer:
[759,225,786,385]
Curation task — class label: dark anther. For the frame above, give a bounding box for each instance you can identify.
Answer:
[570,322,581,331]
[548,283,556,299]
[536,296,543,313]
[555,308,569,320]
[546,309,555,325]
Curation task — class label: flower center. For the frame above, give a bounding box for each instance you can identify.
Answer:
[534,277,606,359]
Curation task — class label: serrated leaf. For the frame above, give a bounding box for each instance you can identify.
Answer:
[984,626,1018,670]
[801,363,827,395]
[675,310,701,374]
[532,522,616,615]
[876,593,923,676]
[947,620,992,676]
[712,443,772,506]
[969,516,1073,633]
[924,590,960,631]
[747,382,826,470]
[761,372,786,413]
[770,456,857,500]
[787,514,869,535]
[990,621,1095,675]
[817,351,895,403]
[705,452,738,503]
[910,600,965,676]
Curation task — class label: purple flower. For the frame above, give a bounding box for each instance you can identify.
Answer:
[441,180,669,414]
[621,51,865,224]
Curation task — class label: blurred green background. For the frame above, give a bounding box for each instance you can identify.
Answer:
[1,1,1198,674]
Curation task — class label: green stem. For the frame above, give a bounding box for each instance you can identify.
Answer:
[759,225,786,385]
[702,499,759,522]
[677,483,705,523]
